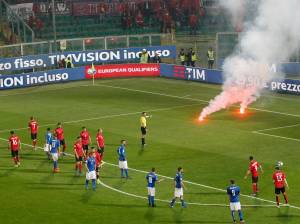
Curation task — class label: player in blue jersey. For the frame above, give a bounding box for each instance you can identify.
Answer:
[146,168,161,207]
[50,134,60,173]
[227,180,244,223]
[117,140,129,178]
[85,149,97,190]
[44,128,52,160]
[170,167,186,208]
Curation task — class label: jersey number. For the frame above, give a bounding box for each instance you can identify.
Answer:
[148,177,153,184]
[231,190,236,196]
[276,174,283,181]
[12,139,18,145]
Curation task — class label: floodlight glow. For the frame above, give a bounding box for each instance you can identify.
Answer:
[240,107,245,114]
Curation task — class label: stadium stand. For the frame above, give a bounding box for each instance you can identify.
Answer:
[1,0,234,42]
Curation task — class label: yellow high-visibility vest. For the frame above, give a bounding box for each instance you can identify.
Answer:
[192,54,197,62]
[207,50,214,60]
[140,52,149,64]
[180,53,185,62]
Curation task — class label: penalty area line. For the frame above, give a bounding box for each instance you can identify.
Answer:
[0,103,201,134]
[252,131,300,143]
[92,83,300,118]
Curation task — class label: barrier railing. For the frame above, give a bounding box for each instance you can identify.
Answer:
[0,33,166,58]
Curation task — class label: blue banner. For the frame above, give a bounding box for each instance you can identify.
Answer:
[0,67,85,90]
[160,64,223,84]
[160,64,300,95]
[0,46,176,72]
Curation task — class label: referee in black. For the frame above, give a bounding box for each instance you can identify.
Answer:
[140,112,151,149]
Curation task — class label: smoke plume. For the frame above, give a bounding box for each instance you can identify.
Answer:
[200,0,300,119]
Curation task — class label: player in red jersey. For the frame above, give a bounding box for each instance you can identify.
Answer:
[28,116,38,150]
[74,136,85,176]
[80,127,91,156]
[93,147,103,184]
[96,128,105,160]
[55,122,67,155]
[8,131,21,167]
[244,156,263,196]
[273,165,289,207]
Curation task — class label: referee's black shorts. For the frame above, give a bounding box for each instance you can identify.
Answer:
[141,127,147,135]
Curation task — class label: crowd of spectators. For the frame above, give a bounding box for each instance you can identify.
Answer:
[119,0,205,34]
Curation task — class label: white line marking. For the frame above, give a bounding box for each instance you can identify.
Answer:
[0,138,299,210]
[0,103,201,133]
[93,83,300,118]
[252,131,300,143]
[103,162,300,210]
[99,179,278,208]
[254,123,300,132]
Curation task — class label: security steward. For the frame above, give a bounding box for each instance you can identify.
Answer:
[207,47,214,69]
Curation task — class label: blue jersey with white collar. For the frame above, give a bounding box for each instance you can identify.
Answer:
[227,185,240,203]
[146,172,158,188]
[117,145,126,161]
[86,156,96,172]
[175,172,183,188]
[45,132,52,144]
[50,138,60,154]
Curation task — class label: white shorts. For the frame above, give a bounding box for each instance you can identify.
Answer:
[230,202,241,211]
[86,170,96,180]
[147,187,155,196]
[51,153,58,161]
[44,144,51,152]
[174,188,183,198]
[119,160,128,169]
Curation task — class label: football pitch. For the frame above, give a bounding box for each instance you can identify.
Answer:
[0,77,299,224]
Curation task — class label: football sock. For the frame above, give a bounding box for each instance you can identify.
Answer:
[170,198,176,206]
[85,180,89,189]
[92,179,96,190]
[252,184,256,193]
[13,157,17,164]
[75,164,78,171]
[54,161,58,169]
[79,164,82,172]
[283,194,288,203]
[148,195,151,205]
[142,138,145,145]
[33,139,37,146]
[180,199,186,207]
[231,211,235,222]
[151,196,155,206]
[276,196,280,205]
[125,169,128,178]
[121,169,124,177]
[238,210,243,221]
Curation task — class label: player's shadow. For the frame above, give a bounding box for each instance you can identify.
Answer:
[80,190,96,204]
[92,203,145,208]
[144,207,156,223]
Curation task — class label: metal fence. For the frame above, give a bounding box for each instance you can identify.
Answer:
[0,33,165,58]
[0,0,34,43]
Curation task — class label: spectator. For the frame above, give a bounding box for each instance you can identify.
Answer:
[35,18,44,38]
[65,56,74,68]
[152,53,161,63]
[178,48,186,66]
[186,48,193,67]
[189,13,198,35]
[140,49,149,64]
[58,59,66,69]
[136,11,144,28]
[163,11,172,33]
[207,47,215,69]
[191,51,197,67]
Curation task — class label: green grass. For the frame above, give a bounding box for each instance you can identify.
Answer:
[0,77,300,224]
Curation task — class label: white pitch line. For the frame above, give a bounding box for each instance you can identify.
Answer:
[102,162,300,210]
[93,83,300,118]
[0,103,201,134]
[252,131,300,143]
[99,179,278,208]
[254,123,300,132]
[0,138,298,210]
